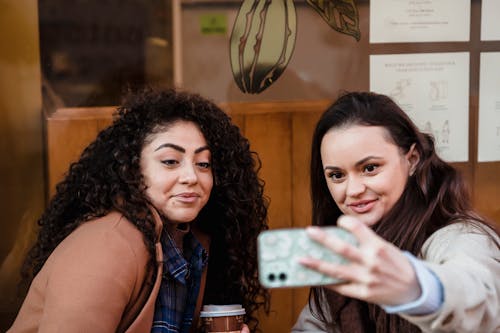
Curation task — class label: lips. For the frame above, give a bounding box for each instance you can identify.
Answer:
[347,199,377,214]
[174,192,200,203]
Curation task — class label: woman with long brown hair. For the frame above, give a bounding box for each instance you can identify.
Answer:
[292,92,499,332]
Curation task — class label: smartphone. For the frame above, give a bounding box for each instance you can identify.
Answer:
[257,226,357,288]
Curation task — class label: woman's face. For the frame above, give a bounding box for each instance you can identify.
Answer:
[140,120,213,225]
[320,125,416,227]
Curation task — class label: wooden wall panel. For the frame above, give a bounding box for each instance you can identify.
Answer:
[243,113,294,332]
[47,119,105,195]
[229,114,245,133]
[47,107,113,195]
[291,111,322,229]
[474,163,500,223]
[244,113,292,229]
[290,111,323,319]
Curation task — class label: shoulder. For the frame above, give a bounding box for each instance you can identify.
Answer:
[72,211,145,243]
[410,221,500,332]
[421,220,499,261]
[424,220,498,244]
[292,302,331,333]
[69,211,146,252]
[14,212,153,331]
[47,211,150,277]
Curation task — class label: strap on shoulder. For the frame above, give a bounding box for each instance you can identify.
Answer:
[148,205,164,244]
[118,207,164,333]
[190,226,211,333]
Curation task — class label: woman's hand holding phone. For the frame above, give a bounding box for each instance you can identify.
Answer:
[299,215,421,306]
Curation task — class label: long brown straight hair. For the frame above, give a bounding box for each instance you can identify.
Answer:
[309,91,498,332]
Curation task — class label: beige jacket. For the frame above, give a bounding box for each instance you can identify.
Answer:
[291,222,500,333]
[7,210,163,333]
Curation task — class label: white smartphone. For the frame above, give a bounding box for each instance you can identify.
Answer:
[257,226,357,288]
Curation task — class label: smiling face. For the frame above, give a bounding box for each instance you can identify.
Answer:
[140,120,213,226]
[320,125,417,227]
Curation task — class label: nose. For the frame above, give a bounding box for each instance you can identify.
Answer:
[179,163,198,185]
[345,175,365,197]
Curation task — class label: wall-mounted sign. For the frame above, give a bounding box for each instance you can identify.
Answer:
[478,52,500,162]
[370,0,470,43]
[200,13,227,35]
[370,52,470,162]
[481,0,500,41]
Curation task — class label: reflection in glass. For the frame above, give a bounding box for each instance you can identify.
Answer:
[38,0,174,109]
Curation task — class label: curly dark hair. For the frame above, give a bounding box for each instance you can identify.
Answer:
[309,91,499,333]
[21,88,270,331]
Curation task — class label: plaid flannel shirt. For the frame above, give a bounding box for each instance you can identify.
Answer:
[151,230,208,333]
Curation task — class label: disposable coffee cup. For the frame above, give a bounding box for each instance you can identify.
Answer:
[199,304,245,333]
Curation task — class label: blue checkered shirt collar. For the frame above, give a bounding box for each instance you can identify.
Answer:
[151,228,208,333]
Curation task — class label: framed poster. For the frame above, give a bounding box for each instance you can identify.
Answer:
[370,0,470,43]
[370,52,470,162]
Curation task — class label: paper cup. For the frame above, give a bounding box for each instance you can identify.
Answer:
[200,304,245,333]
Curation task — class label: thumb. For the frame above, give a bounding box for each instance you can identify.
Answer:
[337,215,377,244]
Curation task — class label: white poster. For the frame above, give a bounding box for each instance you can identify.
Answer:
[370,52,470,162]
[478,53,500,162]
[481,0,500,41]
[370,0,470,43]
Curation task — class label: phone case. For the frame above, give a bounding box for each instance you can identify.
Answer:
[257,226,357,288]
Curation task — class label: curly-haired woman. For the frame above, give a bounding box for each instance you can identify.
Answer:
[292,92,499,332]
[8,88,269,333]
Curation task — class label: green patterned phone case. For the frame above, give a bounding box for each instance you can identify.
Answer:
[257,226,358,288]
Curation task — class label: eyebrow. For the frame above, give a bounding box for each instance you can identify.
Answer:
[324,156,383,171]
[355,156,383,167]
[154,143,210,154]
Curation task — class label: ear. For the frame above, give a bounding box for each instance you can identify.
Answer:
[406,143,420,176]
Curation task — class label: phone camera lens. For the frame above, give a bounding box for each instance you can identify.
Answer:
[279,273,287,281]
[268,273,276,281]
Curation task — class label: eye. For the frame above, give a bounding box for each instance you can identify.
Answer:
[327,171,344,183]
[161,159,179,167]
[363,164,378,173]
[196,162,211,169]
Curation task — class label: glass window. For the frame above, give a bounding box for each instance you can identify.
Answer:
[39,0,174,109]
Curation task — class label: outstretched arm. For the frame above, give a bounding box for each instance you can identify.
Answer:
[299,216,422,306]
[299,216,500,332]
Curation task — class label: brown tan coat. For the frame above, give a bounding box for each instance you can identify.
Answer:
[8,211,165,333]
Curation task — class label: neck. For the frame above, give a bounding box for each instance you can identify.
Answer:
[166,221,191,250]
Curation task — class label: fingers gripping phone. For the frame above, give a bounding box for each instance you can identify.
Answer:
[257,227,358,288]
